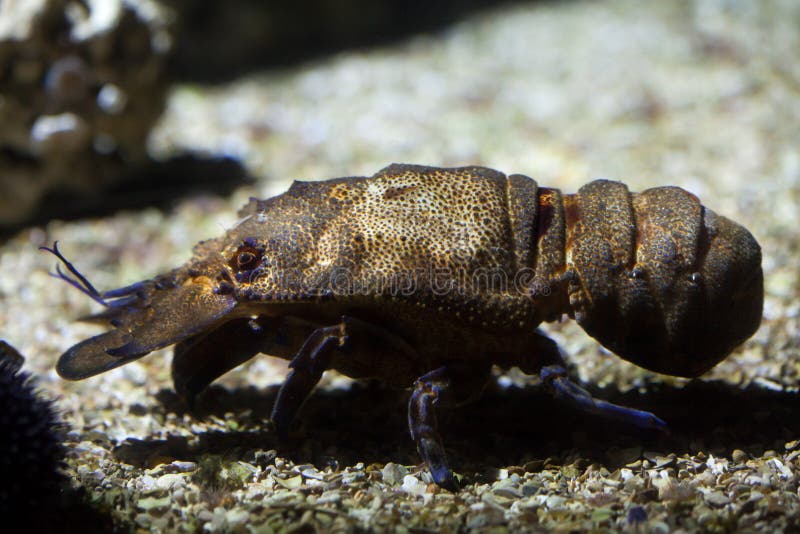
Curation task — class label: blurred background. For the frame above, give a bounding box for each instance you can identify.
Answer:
[0,0,798,531]
[2,0,797,230]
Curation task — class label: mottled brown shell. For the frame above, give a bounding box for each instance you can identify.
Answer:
[563,179,762,376]
[51,164,762,382]
[223,164,762,377]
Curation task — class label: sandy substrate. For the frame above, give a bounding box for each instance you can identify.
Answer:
[2,0,799,531]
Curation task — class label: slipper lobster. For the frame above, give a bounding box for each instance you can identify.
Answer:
[44,164,763,489]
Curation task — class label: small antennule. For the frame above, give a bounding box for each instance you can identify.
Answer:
[39,241,109,307]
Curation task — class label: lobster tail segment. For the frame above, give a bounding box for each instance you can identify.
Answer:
[563,181,762,377]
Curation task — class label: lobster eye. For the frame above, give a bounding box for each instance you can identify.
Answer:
[237,251,255,266]
[230,246,261,272]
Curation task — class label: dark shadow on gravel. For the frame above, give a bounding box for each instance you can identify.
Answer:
[50,486,119,534]
[0,154,251,241]
[115,377,800,485]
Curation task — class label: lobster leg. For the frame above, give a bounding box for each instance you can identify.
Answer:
[271,322,345,437]
[540,365,667,431]
[506,330,667,431]
[171,317,293,408]
[408,364,491,491]
[171,316,322,408]
[271,315,429,437]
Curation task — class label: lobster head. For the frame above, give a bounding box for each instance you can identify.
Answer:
[43,179,358,380]
[45,242,239,380]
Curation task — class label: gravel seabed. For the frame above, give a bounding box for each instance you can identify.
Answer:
[2,0,799,531]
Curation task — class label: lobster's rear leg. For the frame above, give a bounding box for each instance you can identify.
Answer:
[540,365,667,431]
[513,331,667,431]
[408,364,491,491]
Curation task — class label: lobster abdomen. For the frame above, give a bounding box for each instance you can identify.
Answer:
[554,180,762,376]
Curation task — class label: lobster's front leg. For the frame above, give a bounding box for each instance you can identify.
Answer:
[271,321,347,437]
[270,315,426,437]
[172,318,269,407]
[408,364,491,491]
